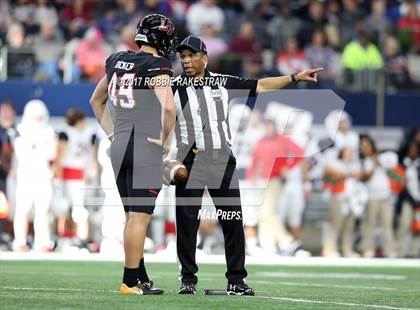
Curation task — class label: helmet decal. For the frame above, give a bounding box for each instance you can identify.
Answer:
[135,14,176,58]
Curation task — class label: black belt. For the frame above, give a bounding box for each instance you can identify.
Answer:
[179,143,232,159]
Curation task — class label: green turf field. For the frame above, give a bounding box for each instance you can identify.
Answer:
[0,260,419,309]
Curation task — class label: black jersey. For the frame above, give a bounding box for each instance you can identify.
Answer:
[0,126,11,182]
[105,50,173,138]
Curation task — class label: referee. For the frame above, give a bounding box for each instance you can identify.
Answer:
[172,35,322,295]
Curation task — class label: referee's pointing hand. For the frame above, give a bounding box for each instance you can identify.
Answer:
[296,67,324,83]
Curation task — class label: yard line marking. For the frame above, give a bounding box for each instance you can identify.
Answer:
[252,280,398,291]
[196,275,401,291]
[1,286,417,310]
[256,272,407,280]
[256,296,417,310]
[1,270,117,277]
[0,287,117,294]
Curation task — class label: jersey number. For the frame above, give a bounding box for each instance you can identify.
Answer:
[108,72,135,109]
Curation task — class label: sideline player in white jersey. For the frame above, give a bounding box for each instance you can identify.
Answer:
[13,100,56,251]
[54,108,96,247]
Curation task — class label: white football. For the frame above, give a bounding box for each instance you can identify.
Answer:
[164,160,188,185]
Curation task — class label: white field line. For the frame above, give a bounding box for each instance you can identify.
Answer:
[255,272,407,280]
[195,273,402,292]
[1,274,403,293]
[1,270,114,277]
[251,280,398,291]
[255,296,418,310]
[0,286,417,310]
[0,286,116,294]
[1,252,419,267]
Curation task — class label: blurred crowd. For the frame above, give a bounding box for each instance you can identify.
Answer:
[0,99,418,258]
[230,104,420,258]
[1,0,420,91]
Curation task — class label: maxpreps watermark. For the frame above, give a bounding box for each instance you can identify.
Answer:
[117,76,229,88]
[198,209,242,220]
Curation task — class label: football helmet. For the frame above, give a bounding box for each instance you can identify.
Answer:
[135,14,176,58]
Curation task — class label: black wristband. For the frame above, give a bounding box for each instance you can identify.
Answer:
[290,73,298,84]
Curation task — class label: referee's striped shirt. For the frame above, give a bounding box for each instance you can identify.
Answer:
[172,69,257,151]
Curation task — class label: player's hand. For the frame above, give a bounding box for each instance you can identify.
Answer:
[162,158,171,186]
[281,168,290,179]
[147,137,162,146]
[107,132,115,142]
[147,137,170,158]
[52,163,63,179]
[296,67,323,83]
[163,158,170,166]
[373,154,380,166]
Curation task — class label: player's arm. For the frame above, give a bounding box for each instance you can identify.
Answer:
[0,140,12,175]
[324,164,347,180]
[245,141,261,182]
[284,137,305,169]
[360,169,375,182]
[360,156,378,181]
[256,68,323,94]
[89,75,114,140]
[51,132,68,179]
[147,74,176,156]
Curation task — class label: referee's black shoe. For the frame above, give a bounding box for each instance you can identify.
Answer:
[227,282,255,296]
[138,279,164,295]
[178,282,197,294]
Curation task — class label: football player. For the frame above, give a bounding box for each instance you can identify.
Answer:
[13,100,56,252]
[90,14,176,295]
[54,108,97,248]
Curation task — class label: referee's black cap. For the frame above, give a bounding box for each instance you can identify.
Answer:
[176,35,207,54]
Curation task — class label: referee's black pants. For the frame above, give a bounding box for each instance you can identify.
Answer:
[175,145,247,285]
